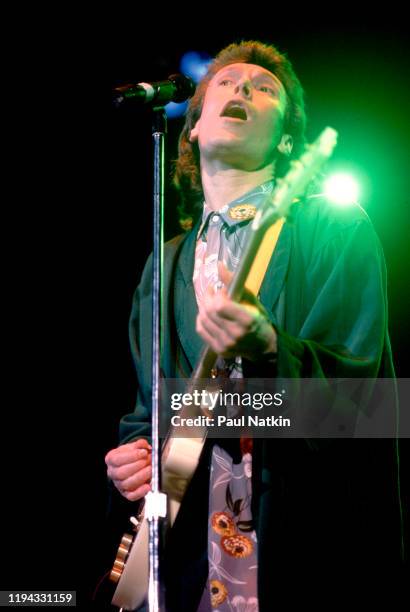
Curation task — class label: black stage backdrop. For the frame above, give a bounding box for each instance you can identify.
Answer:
[2,14,409,609]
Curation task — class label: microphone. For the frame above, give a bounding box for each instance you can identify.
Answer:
[112,73,196,108]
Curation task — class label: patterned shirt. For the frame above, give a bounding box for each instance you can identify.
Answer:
[194,181,275,612]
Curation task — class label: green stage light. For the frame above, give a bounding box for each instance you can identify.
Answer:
[323,173,360,205]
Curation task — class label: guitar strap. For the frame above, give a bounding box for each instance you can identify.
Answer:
[244,217,285,296]
[235,218,286,470]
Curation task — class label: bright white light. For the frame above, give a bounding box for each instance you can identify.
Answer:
[323,173,360,205]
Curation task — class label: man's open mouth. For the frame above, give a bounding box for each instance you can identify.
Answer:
[220,101,248,121]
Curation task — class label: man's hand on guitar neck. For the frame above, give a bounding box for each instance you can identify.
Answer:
[105,438,152,501]
[196,262,277,362]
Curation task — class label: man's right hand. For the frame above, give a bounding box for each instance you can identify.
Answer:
[105,439,152,501]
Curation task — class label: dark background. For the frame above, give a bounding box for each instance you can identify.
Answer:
[3,13,409,609]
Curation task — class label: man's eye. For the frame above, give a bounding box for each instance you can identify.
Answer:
[259,86,275,94]
[219,79,233,86]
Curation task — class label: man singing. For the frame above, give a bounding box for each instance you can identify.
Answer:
[106,41,402,610]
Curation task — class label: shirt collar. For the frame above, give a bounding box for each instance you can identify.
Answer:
[197,179,276,239]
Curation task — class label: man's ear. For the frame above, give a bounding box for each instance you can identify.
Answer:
[277,134,293,157]
[189,120,200,143]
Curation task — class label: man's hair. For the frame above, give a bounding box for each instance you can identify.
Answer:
[173,40,307,229]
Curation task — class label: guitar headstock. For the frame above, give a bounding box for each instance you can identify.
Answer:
[252,127,338,231]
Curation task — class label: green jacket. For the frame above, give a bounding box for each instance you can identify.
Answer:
[121,196,394,438]
[120,197,402,608]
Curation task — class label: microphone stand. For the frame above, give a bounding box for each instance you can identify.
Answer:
[145,107,168,612]
[112,74,195,611]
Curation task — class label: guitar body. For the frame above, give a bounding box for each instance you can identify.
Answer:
[111,516,149,610]
[111,434,208,610]
[110,127,338,610]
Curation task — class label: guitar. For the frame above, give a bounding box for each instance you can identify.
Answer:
[110,127,338,610]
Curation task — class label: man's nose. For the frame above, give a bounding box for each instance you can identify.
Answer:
[234,80,252,98]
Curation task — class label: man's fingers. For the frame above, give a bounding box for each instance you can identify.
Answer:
[197,311,238,344]
[114,465,152,494]
[195,318,225,354]
[107,458,150,482]
[123,483,152,502]
[217,261,233,286]
[133,439,152,450]
[105,439,153,501]
[215,262,260,308]
[204,295,255,327]
[105,444,151,468]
